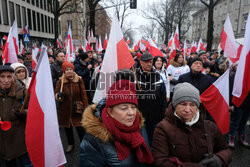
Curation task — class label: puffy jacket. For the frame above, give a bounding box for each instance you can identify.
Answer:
[80,103,150,167]
[51,59,63,88]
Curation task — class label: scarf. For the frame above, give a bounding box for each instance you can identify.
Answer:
[174,110,200,126]
[101,106,154,164]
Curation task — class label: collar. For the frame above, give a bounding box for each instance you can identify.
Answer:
[174,110,200,126]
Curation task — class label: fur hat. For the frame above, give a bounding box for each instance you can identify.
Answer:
[62,61,74,72]
[106,79,138,107]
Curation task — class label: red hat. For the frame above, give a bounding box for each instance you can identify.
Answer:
[62,61,74,72]
[106,79,138,107]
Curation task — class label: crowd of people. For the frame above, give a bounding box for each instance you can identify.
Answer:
[0,44,249,166]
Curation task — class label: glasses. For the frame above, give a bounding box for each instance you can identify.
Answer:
[16,70,26,74]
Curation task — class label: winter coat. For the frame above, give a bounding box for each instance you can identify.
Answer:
[166,59,190,92]
[55,73,88,127]
[0,79,27,160]
[10,62,31,89]
[152,106,232,167]
[51,59,63,88]
[135,67,167,123]
[178,71,213,94]
[74,58,91,90]
[24,58,32,77]
[80,104,150,167]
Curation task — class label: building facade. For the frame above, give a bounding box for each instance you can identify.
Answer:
[0,0,58,46]
[192,0,250,45]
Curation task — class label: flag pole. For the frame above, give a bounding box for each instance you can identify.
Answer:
[131,66,141,91]
[20,91,30,113]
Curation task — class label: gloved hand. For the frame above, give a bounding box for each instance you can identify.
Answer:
[15,111,27,121]
[57,92,65,101]
[200,154,222,167]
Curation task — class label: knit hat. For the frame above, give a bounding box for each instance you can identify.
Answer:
[198,51,206,57]
[190,57,203,66]
[106,79,138,107]
[62,61,74,72]
[78,52,88,61]
[172,82,200,108]
[0,65,14,73]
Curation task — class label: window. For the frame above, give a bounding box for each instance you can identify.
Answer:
[44,0,46,11]
[41,14,44,32]
[27,0,30,3]
[37,12,40,31]
[67,20,72,29]
[246,0,250,5]
[36,0,39,7]
[242,14,248,29]
[234,19,238,31]
[45,15,48,33]
[51,17,54,34]
[27,9,32,30]
[40,0,43,9]
[48,16,51,33]
[32,11,36,31]
[59,20,61,35]
[9,1,15,25]
[16,4,22,28]
[32,0,35,5]
[22,7,27,27]
[2,0,8,25]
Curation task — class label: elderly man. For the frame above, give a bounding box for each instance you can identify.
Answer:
[135,53,167,145]
[0,65,32,166]
[51,49,65,88]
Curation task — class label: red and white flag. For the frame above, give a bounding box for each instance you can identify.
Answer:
[220,14,241,64]
[56,39,62,48]
[166,34,173,51]
[197,38,205,52]
[26,46,66,167]
[98,36,103,53]
[103,33,108,50]
[183,40,187,60]
[200,69,230,134]
[174,26,180,49]
[93,14,134,103]
[32,48,39,70]
[148,39,163,57]
[2,20,19,64]
[232,13,250,107]
[65,25,75,61]
[95,39,99,52]
[190,41,197,53]
[19,39,24,55]
[23,25,29,34]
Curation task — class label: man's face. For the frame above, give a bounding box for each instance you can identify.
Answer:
[200,54,207,62]
[140,59,153,72]
[0,50,3,56]
[56,52,65,63]
[26,54,32,60]
[49,57,55,64]
[87,52,93,59]
[0,71,13,90]
[191,61,203,73]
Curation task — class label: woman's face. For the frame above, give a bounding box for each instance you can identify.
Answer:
[175,101,198,122]
[155,58,163,70]
[108,103,137,127]
[64,68,74,79]
[15,67,26,80]
[177,55,184,64]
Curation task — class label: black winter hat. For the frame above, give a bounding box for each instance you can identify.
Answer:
[79,52,88,61]
[0,65,14,73]
[198,51,206,57]
[190,57,203,66]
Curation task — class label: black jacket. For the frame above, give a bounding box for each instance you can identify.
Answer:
[74,58,91,90]
[50,59,63,88]
[135,68,166,123]
[178,71,213,94]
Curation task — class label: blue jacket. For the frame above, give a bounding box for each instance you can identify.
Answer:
[79,102,151,167]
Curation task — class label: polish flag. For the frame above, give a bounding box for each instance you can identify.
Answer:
[220,14,241,64]
[174,26,180,49]
[190,41,197,53]
[65,24,75,61]
[232,13,250,107]
[197,38,205,52]
[183,40,187,60]
[166,34,173,51]
[133,41,139,51]
[96,39,99,52]
[2,20,19,64]
[200,69,230,134]
[85,39,92,52]
[23,25,29,34]
[98,36,103,53]
[56,39,62,48]
[103,33,108,50]
[19,39,24,55]
[93,14,134,103]
[32,48,39,70]
[139,39,146,52]
[166,36,176,67]
[26,46,66,167]
[33,43,37,49]
[148,39,163,57]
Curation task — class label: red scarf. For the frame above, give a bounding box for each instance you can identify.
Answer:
[101,106,154,164]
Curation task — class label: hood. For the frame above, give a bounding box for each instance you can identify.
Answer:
[82,104,144,143]
[10,62,29,80]
[170,58,187,67]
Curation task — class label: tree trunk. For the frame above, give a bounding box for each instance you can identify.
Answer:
[89,9,95,36]
[206,5,214,51]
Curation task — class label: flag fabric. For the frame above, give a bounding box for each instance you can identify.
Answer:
[183,40,187,60]
[200,69,230,134]
[190,41,197,53]
[220,14,240,64]
[98,36,103,53]
[25,46,66,167]
[85,38,92,52]
[96,39,99,52]
[32,48,39,70]
[232,13,250,107]
[19,39,24,55]
[93,14,134,103]
[148,39,163,57]
[166,34,173,51]
[56,39,62,49]
[103,33,108,50]
[197,38,205,52]
[2,20,19,64]
[65,25,75,61]
[23,25,29,34]
[174,26,180,49]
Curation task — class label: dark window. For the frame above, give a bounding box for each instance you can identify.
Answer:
[37,12,40,31]
[32,11,36,31]
[27,0,30,3]
[2,0,9,25]
[22,7,27,27]
[59,20,61,35]
[51,17,54,34]
[0,7,1,24]
[40,0,43,9]
[9,1,15,25]
[41,14,44,32]
[67,20,72,29]
[32,0,35,5]
[16,4,22,28]
[45,15,47,33]
[36,0,39,7]
[48,16,51,33]
[27,9,32,30]
[43,0,46,11]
